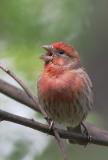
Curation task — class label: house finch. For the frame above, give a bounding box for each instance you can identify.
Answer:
[37,42,93,143]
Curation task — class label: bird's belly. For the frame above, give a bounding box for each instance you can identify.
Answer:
[38,71,91,128]
[42,96,86,128]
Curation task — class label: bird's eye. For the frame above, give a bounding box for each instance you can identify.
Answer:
[58,51,64,55]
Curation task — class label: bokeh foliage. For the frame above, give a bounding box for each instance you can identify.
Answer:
[0,0,90,45]
[0,0,91,85]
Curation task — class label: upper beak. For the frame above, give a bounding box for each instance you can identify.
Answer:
[42,45,52,51]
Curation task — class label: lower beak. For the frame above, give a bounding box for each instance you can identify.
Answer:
[40,54,53,63]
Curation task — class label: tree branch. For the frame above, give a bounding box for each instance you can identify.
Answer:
[0,78,108,146]
[0,108,108,146]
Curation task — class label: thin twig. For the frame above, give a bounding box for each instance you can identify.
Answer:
[53,127,68,160]
[0,79,40,112]
[0,65,47,116]
[0,65,68,160]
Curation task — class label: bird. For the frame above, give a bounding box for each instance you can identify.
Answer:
[37,42,93,143]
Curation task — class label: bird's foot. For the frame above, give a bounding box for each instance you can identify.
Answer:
[45,116,54,130]
[81,122,92,145]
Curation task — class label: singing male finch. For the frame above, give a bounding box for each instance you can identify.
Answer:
[37,42,93,143]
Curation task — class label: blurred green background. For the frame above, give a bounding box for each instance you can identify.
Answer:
[0,0,108,160]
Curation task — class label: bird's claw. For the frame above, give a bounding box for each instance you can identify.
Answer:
[44,116,54,130]
[49,120,54,130]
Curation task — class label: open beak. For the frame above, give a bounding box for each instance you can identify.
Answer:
[40,44,53,63]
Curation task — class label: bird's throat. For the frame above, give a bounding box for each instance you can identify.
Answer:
[44,63,65,77]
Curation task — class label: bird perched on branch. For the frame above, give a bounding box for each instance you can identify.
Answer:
[37,42,93,143]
